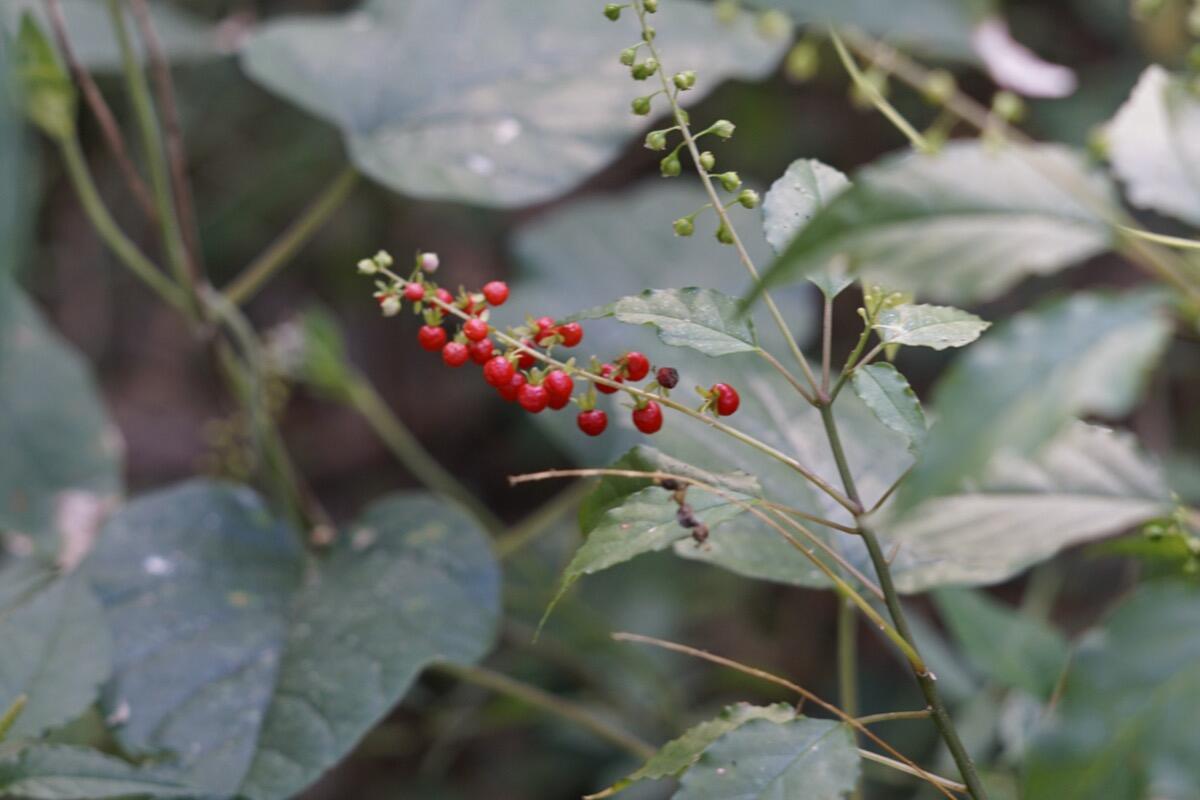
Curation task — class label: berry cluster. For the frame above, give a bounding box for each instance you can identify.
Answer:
[358,251,740,438]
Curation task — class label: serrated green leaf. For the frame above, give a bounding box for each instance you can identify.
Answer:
[584,288,759,357]
[751,142,1118,305]
[0,288,123,547]
[893,291,1170,515]
[240,1,785,207]
[0,744,193,799]
[762,159,853,299]
[593,703,796,797]
[851,363,926,452]
[873,304,990,350]
[0,562,111,740]
[1024,582,1200,800]
[85,481,500,800]
[673,717,860,799]
[933,588,1068,698]
[1106,65,1200,225]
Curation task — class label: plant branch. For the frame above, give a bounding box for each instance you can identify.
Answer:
[829,29,930,153]
[855,709,933,726]
[821,292,834,395]
[225,166,360,304]
[839,599,863,800]
[757,347,815,404]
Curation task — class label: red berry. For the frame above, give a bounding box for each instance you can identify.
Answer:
[632,401,664,434]
[517,339,538,370]
[469,338,495,364]
[497,372,527,403]
[623,351,650,381]
[545,370,574,408]
[577,409,608,436]
[483,281,509,306]
[442,341,469,367]
[656,366,679,389]
[418,325,446,351]
[463,318,489,341]
[713,383,740,416]
[558,322,584,347]
[436,287,454,306]
[404,282,425,302]
[535,317,557,346]
[596,363,623,394]
[483,355,515,387]
[517,382,549,413]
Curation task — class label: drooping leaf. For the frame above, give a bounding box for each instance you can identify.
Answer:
[893,291,1170,515]
[0,561,112,739]
[1024,582,1200,800]
[850,363,926,453]
[85,481,500,800]
[933,587,1068,698]
[578,288,759,357]
[673,717,860,799]
[761,159,853,299]
[882,423,1175,592]
[751,142,1119,305]
[591,703,796,798]
[873,304,990,350]
[0,744,193,799]
[0,288,123,548]
[1106,65,1200,225]
[240,1,785,207]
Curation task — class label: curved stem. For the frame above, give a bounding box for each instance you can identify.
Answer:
[829,30,930,153]
[1118,225,1200,251]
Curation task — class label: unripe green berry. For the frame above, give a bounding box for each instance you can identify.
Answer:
[710,119,736,139]
[717,171,741,191]
[715,222,734,245]
[660,152,682,177]
[674,70,697,90]
[785,40,819,83]
[673,217,695,236]
[992,90,1024,123]
[642,26,656,41]
[631,96,652,115]
[604,4,623,21]
[357,258,378,275]
[645,129,669,151]
[643,0,658,11]
[737,188,760,208]
[619,47,637,66]
[643,58,658,74]
[921,69,956,106]
[698,150,716,170]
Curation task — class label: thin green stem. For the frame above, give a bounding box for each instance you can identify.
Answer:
[345,375,506,536]
[57,135,189,312]
[1119,225,1200,251]
[855,709,933,726]
[838,599,863,800]
[757,348,815,404]
[430,662,656,761]
[821,293,834,395]
[0,695,27,742]
[830,29,930,154]
[225,167,360,305]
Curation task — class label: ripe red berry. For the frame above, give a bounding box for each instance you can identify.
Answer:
[404,282,425,302]
[656,366,679,389]
[577,409,608,436]
[623,351,650,381]
[463,318,489,341]
[497,372,527,403]
[418,325,446,351]
[713,383,740,416]
[544,369,574,408]
[632,401,664,434]
[483,355,515,387]
[436,287,454,306]
[596,363,623,394]
[469,338,495,364]
[483,281,509,306]
[517,382,549,413]
[442,341,469,367]
[559,322,584,347]
[517,339,538,370]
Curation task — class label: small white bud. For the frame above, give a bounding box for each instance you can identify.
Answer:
[419,252,440,273]
[373,250,394,268]
[381,296,401,317]
[357,258,378,275]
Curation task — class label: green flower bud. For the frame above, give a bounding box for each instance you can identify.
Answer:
[645,129,669,151]
[921,69,956,106]
[642,26,656,41]
[736,188,760,208]
[643,0,658,11]
[642,57,659,75]
[673,70,697,90]
[715,221,734,245]
[357,258,378,275]
[785,40,819,83]
[676,108,690,125]
[631,95,653,115]
[619,47,637,66]
[660,152,682,177]
[673,216,695,236]
[850,70,888,110]
[992,90,1025,123]
[710,119,736,139]
[698,150,716,171]
[603,4,623,21]
[717,171,741,191]
[374,250,394,267]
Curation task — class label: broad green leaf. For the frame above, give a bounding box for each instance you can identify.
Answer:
[0,562,111,739]
[0,744,193,799]
[873,304,990,350]
[240,1,785,207]
[580,288,759,357]
[85,481,500,800]
[762,159,853,298]
[893,291,1170,515]
[1024,582,1200,800]
[1106,66,1200,225]
[593,702,796,798]
[673,717,860,799]
[882,422,1175,592]
[13,13,75,141]
[933,587,1068,698]
[751,142,1119,305]
[0,289,123,547]
[850,363,926,452]
[755,0,979,59]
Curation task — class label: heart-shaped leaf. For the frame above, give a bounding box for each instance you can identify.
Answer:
[762,158,853,298]
[850,363,926,453]
[579,288,759,357]
[85,481,500,800]
[240,0,785,207]
[872,304,990,350]
[0,744,193,799]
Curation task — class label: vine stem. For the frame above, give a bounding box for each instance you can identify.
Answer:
[837,599,862,800]
[829,30,930,153]
[612,632,962,798]
[430,662,656,760]
[225,167,360,304]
